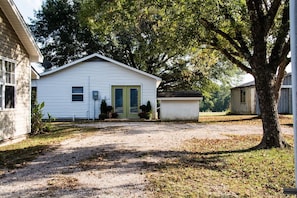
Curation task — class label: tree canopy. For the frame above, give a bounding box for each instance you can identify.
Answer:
[29,0,102,67]
[29,0,291,148]
[30,0,242,107]
[80,0,290,148]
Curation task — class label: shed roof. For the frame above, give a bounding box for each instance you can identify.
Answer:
[231,81,255,89]
[40,53,162,85]
[232,72,292,89]
[0,0,43,62]
[158,91,203,98]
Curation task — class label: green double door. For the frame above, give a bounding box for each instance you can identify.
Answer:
[112,86,141,119]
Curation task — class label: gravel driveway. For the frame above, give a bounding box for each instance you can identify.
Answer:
[0,122,293,197]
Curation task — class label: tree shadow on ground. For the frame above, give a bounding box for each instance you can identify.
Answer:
[0,145,51,169]
[0,135,259,197]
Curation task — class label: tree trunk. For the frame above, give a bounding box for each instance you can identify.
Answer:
[254,72,290,149]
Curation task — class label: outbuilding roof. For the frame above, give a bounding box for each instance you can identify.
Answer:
[158,91,203,98]
[231,81,255,89]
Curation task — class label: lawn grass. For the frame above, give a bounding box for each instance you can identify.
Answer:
[0,123,97,171]
[199,113,293,126]
[147,135,295,197]
[147,115,295,197]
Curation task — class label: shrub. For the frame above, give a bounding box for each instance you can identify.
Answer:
[107,105,113,112]
[112,112,119,118]
[138,101,152,119]
[140,104,147,112]
[100,100,107,114]
[99,113,107,120]
[31,102,54,135]
[31,102,45,135]
[146,101,152,112]
[99,100,117,119]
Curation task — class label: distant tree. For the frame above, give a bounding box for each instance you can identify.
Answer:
[200,84,231,112]
[30,0,102,67]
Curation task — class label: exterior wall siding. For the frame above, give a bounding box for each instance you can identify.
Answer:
[33,61,158,120]
[159,100,200,121]
[232,73,292,115]
[231,86,256,114]
[283,73,291,85]
[278,88,292,114]
[0,8,31,141]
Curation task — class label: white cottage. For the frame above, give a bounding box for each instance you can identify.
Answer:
[0,0,43,142]
[32,53,161,120]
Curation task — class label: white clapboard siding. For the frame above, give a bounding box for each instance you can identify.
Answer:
[33,54,161,120]
[0,0,43,142]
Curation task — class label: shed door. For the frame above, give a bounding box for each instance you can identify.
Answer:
[112,86,140,119]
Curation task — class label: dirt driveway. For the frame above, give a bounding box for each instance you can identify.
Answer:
[0,122,293,197]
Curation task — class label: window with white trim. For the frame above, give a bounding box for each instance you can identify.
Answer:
[72,87,83,101]
[0,58,16,109]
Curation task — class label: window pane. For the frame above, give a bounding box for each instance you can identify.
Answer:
[31,87,37,107]
[72,87,83,93]
[130,88,138,113]
[5,85,14,108]
[4,61,15,84]
[0,85,2,108]
[6,72,11,83]
[72,95,83,101]
[240,89,246,103]
[115,88,123,113]
[0,60,2,80]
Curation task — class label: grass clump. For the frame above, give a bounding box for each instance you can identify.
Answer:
[147,135,295,197]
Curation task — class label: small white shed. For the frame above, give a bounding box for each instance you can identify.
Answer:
[157,91,203,121]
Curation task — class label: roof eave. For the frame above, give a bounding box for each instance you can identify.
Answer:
[158,97,203,101]
[0,0,43,63]
[31,66,40,80]
[41,53,162,82]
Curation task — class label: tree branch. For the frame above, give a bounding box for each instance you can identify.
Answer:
[209,41,252,74]
[264,0,282,36]
[268,1,289,69]
[199,18,251,61]
[274,56,290,102]
[246,0,265,43]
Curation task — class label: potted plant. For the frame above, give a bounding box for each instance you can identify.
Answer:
[107,105,113,118]
[138,101,152,119]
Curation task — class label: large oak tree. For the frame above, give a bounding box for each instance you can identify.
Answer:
[81,0,290,148]
[192,0,290,148]
[31,0,239,95]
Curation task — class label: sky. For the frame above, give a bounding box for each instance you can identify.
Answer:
[14,0,43,23]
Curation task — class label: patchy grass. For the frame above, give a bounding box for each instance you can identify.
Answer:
[147,135,295,197]
[47,175,79,190]
[0,123,97,171]
[199,113,293,126]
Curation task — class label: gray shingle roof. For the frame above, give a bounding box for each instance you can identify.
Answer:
[158,91,203,98]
